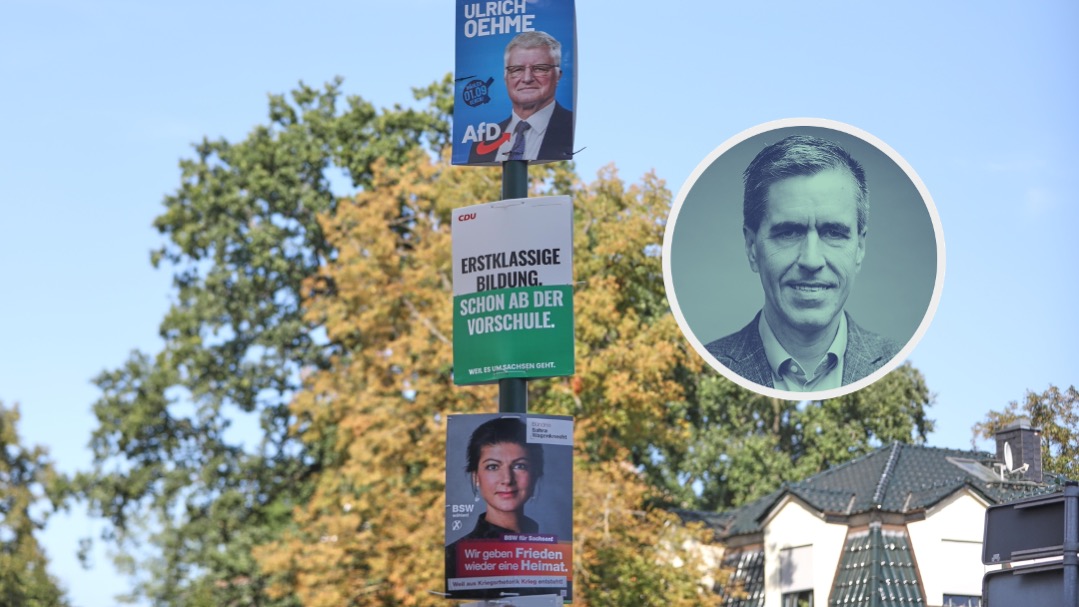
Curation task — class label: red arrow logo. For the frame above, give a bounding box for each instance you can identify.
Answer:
[475,132,511,155]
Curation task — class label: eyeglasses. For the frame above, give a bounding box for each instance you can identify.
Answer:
[505,64,557,78]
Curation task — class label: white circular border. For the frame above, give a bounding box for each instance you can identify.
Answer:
[662,118,946,401]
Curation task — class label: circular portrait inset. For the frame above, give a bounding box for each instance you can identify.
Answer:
[662,118,945,400]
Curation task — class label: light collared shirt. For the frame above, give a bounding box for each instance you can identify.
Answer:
[495,101,556,162]
[757,312,848,392]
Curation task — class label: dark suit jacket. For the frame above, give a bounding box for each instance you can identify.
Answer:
[467,102,574,164]
[704,311,900,389]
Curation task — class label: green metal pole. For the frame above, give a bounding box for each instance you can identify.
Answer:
[502,160,528,200]
[499,160,528,414]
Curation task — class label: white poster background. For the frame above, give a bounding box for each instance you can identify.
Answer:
[452,196,573,297]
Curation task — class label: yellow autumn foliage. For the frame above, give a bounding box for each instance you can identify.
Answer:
[254,150,720,606]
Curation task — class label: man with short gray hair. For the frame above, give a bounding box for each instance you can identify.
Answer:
[469,30,573,163]
[706,135,899,392]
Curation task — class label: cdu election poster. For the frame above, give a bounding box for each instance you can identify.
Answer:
[451,196,574,385]
[452,0,576,165]
[445,413,574,601]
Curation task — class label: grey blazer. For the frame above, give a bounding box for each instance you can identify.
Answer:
[704,311,901,389]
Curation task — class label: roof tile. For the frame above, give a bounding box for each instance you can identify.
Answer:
[684,442,1060,538]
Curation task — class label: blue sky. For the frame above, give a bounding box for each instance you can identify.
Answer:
[1,1,1077,605]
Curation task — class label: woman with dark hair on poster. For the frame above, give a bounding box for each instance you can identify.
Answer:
[445,416,545,596]
[456,416,544,540]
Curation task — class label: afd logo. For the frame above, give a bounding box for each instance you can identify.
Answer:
[457,213,477,222]
[461,122,509,156]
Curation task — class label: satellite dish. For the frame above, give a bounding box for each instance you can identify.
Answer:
[1004,442,1014,472]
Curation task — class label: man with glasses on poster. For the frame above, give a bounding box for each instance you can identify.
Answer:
[468,31,574,163]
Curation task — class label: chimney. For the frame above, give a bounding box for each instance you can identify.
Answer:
[994,417,1043,483]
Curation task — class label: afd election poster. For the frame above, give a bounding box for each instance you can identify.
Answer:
[445,414,573,601]
[452,196,574,385]
[452,0,576,165]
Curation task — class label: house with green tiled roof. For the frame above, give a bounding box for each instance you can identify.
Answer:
[677,420,1062,607]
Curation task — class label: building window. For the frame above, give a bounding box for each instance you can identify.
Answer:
[779,544,813,593]
[782,590,812,607]
[943,595,980,607]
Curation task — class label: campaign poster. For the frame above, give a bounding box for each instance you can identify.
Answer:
[445,414,574,601]
[452,0,577,165]
[452,196,574,385]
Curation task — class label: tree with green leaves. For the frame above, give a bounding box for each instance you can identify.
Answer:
[651,362,935,511]
[75,76,452,606]
[0,402,70,607]
[973,384,1079,481]
[77,72,938,605]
